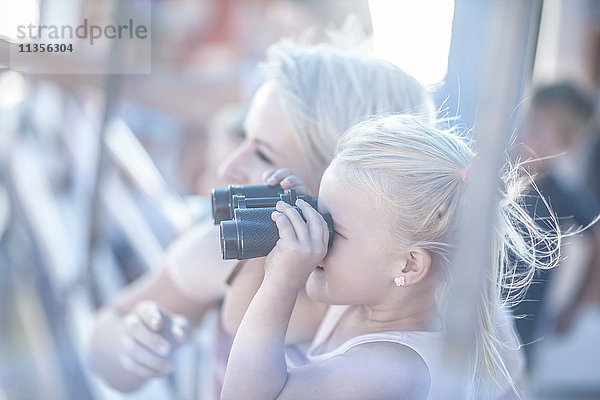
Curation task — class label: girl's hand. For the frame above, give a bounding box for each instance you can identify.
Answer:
[265,199,329,289]
[119,301,190,377]
[262,168,311,196]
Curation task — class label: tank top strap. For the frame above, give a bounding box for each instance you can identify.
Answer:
[306,305,443,372]
[307,329,443,368]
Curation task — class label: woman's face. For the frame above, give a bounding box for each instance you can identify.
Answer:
[218,81,319,193]
[306,165,402,305]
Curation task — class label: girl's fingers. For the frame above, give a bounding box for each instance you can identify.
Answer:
[275,201,309,242]
[262,169,276,183]
[321,216,330,248]
[272,210,297,242]
[296,199,323,246]
[123,314,171,357]
[121,335,173,375]
[266,168,293,186]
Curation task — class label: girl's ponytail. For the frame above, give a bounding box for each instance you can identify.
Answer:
[467,159,562,398]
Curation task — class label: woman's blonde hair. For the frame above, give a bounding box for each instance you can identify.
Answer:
[331,114,562,398]
[262,40,434,176]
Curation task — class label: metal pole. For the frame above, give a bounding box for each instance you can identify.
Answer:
[84,1,128,308]
[437,1,542,398]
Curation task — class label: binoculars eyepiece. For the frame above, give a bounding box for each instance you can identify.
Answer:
[212,184,333,260]
[211,184,317,225]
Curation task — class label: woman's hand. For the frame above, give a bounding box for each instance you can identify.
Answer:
[118,301,190,378]
[262,168,311,196]
[264,199,329,289]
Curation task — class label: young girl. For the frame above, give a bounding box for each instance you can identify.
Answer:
[221,114,560,399]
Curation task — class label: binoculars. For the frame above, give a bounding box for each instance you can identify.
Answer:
[211,184,334,260]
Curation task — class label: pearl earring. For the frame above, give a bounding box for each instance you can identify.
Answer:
[394,276,406,287]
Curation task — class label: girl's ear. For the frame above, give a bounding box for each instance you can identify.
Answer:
[400,249,432,285]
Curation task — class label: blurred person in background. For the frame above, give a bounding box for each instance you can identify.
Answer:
[514,82,600,366]
[587,127,600,209]
[87,37,434,395]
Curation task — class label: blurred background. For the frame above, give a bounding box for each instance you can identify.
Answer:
[1,0,600,399]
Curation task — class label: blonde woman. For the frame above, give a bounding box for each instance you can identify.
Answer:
[222,114,560,399]
[88,40,433,392]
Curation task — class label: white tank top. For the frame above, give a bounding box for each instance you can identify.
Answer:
[288,305,525,399]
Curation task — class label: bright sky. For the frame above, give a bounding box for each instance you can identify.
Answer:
[369,0,455,88]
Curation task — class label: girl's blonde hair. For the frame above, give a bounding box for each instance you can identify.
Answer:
[331,114,561,398]
[262,40,435,176]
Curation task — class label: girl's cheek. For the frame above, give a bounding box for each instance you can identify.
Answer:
[323,241,342,263]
